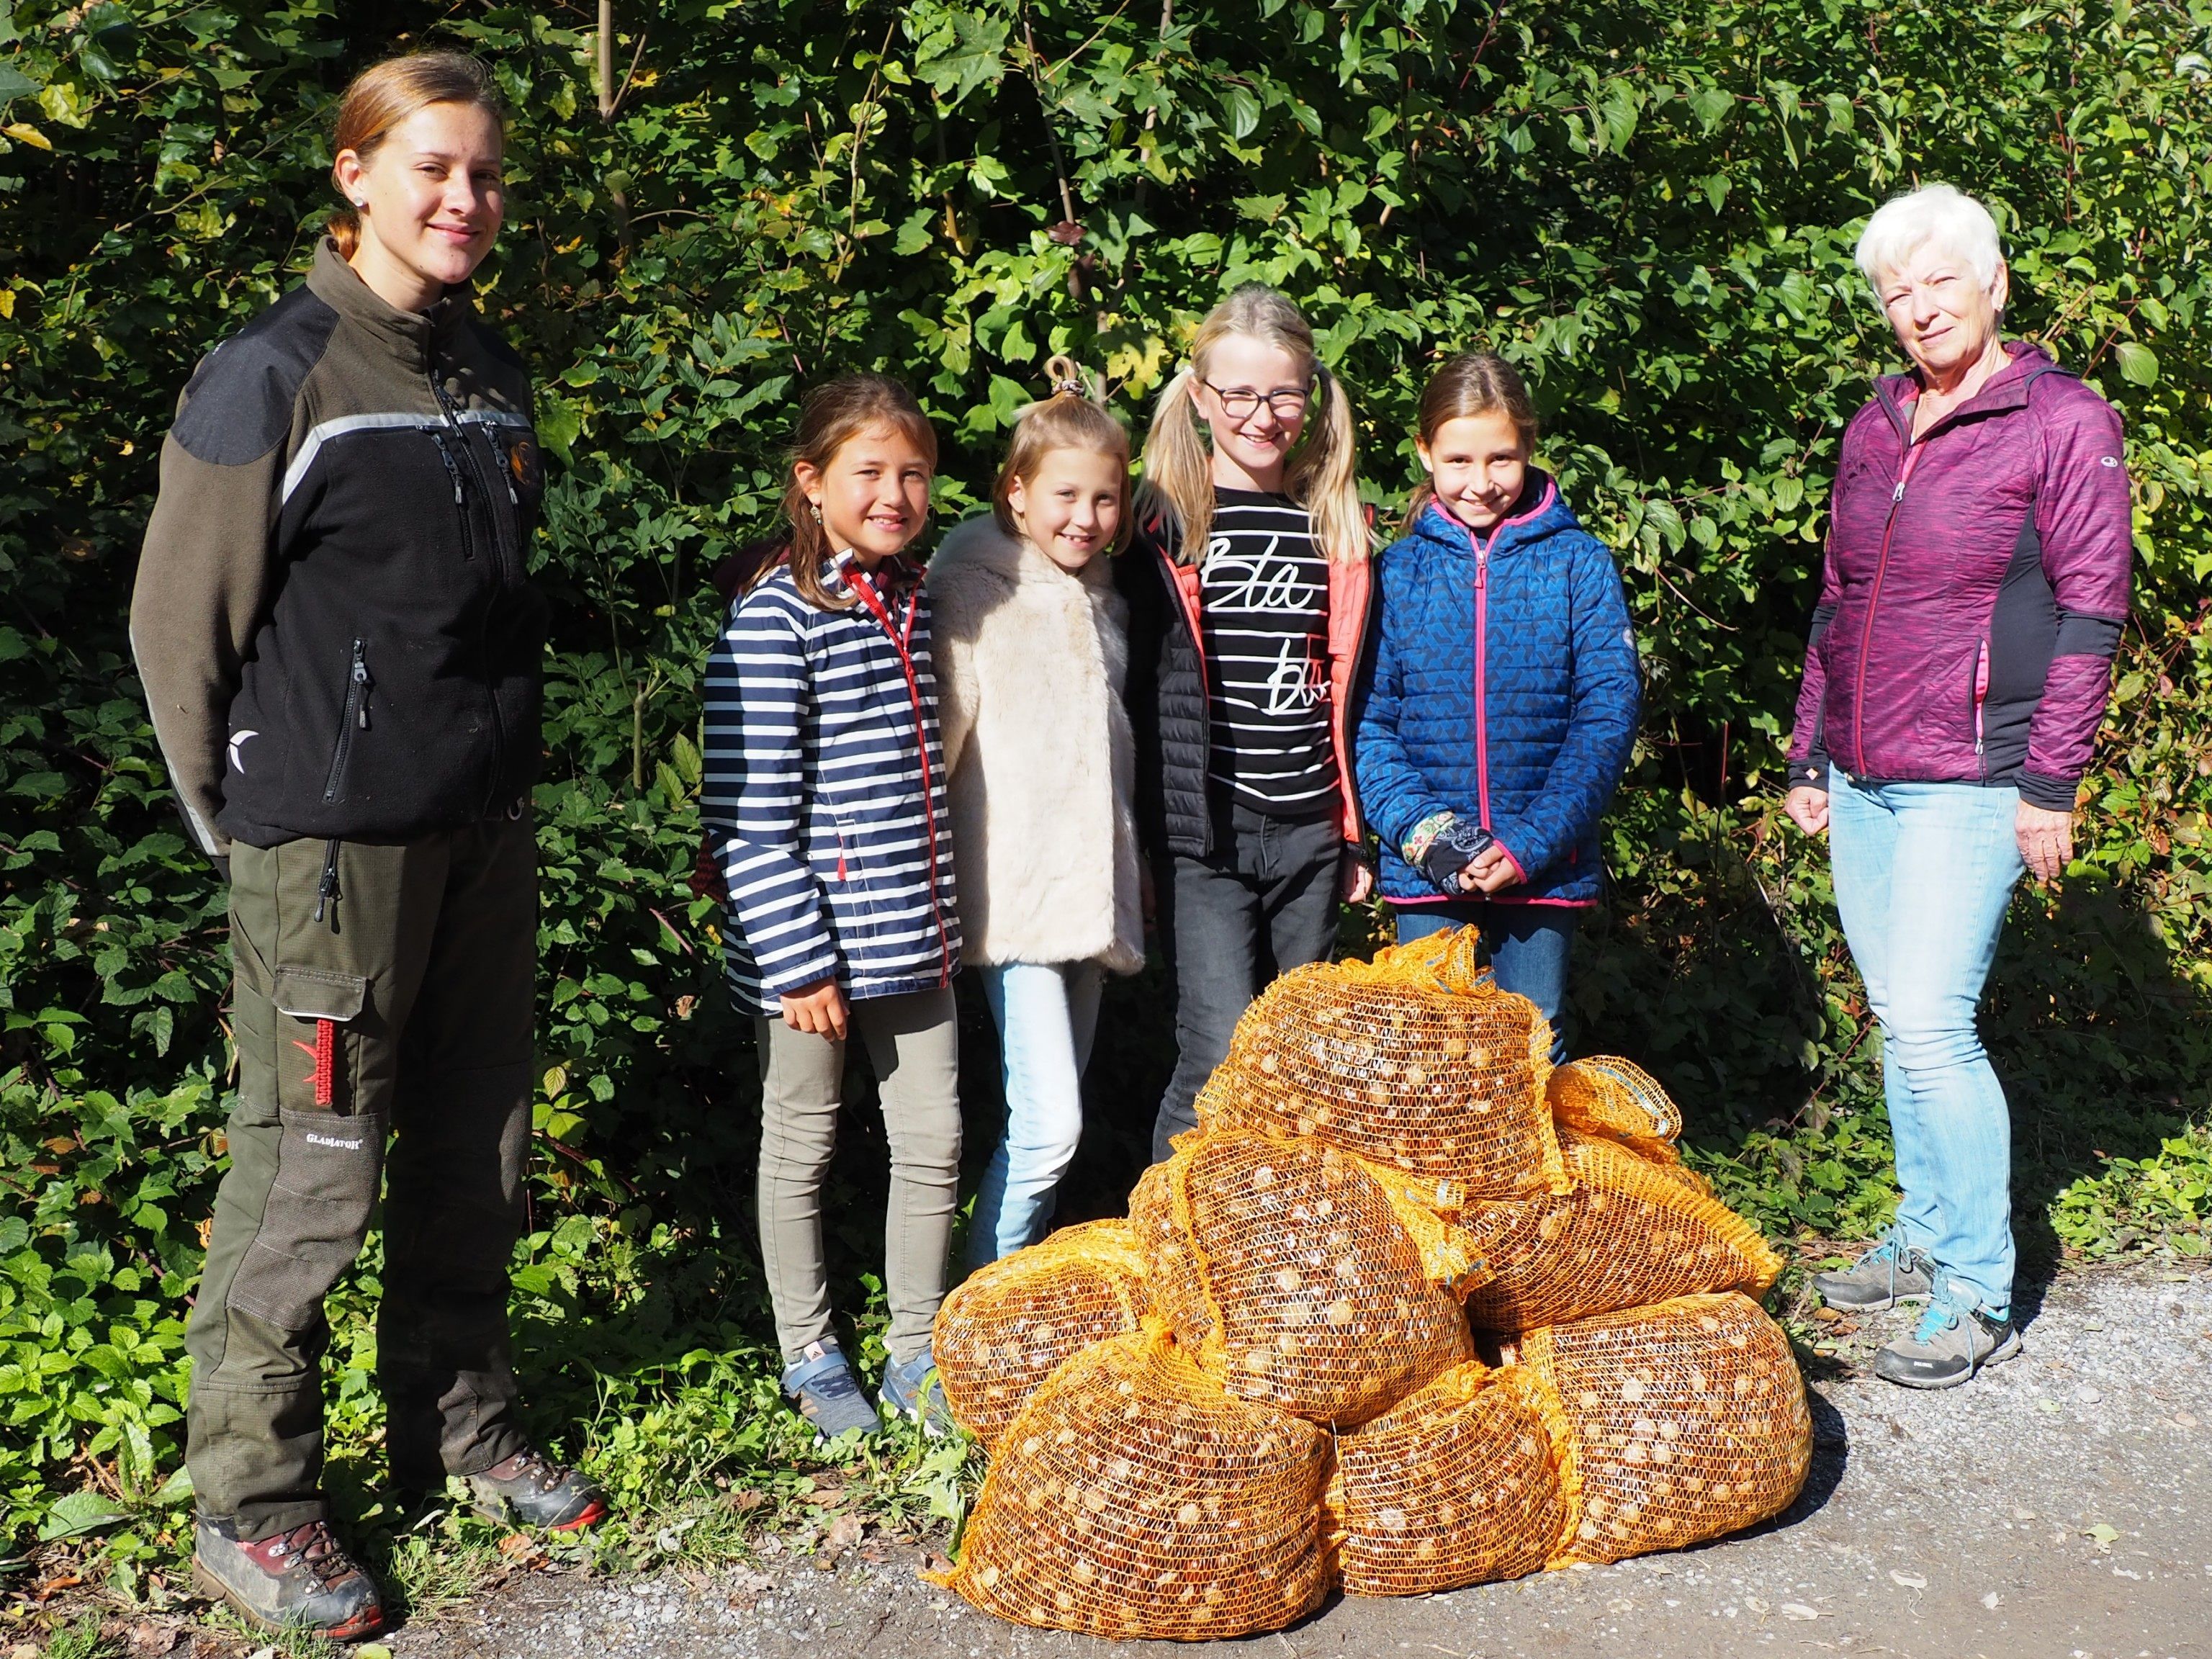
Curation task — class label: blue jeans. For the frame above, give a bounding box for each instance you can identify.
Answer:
[1828,771,2024,1317]
[1393,904,1575,1065]
[968,961,1103,1266]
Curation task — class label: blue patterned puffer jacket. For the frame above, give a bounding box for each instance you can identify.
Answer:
[1355,477,1640,906]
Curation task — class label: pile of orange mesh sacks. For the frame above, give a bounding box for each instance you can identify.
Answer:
[927,928,1810,1640]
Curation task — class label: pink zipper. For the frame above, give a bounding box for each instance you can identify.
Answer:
[1851,441,1923,773]
[1470,526,1493,828]
[1973,636,1990,778]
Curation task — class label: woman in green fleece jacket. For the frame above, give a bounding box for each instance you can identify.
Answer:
[130,50,601,1642]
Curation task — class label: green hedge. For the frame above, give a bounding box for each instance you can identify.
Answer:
[2,0,2208,1570]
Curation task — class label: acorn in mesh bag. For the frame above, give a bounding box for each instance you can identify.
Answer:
[929,1326,1332,1640]
[1458,1129,1783,1331]
[1194,927,1568,1204]
[932,1220,1151,1450]
[1129,1128,1474,1425]
[1519,1291,1812,1565]
[1323,1360,1567,1596]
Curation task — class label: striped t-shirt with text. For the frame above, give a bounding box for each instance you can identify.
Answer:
[1198,488,1339,817]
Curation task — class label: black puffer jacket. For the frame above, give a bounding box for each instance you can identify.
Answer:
[131,239,548,857]
[1117,510,1375,861]
[1117,517,1212,858]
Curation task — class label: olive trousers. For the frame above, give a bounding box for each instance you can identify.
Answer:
[186,817,536,1539]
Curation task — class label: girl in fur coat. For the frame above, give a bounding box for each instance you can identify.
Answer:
[927,359,1145,1264]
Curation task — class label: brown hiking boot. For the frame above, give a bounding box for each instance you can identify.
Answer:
[463,1446,608,1532]
[191,1516,384,1641]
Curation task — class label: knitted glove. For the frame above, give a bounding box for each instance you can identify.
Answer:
[1406,812,1495,896]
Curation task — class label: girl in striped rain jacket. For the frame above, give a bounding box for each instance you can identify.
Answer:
[701,374,963,1442]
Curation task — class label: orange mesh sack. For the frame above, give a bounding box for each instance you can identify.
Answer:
[1521,1291,1812,1565]
[1128,1129,1474,1425]
[1194,927,1567,1202]
[930,1327,1332,1640]
[1547,1056,1704,1189]
[1322,1361,1566,1596]
[1459,1131,1783,1331]
[932,1220,1150,1449]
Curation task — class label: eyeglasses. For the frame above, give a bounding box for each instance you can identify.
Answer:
[1200,379,1313,421]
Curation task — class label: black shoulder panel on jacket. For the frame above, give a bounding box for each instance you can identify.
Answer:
[171,286,340,466]
[469,318,527,374]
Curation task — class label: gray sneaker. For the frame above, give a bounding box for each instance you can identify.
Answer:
[1873,1299,2021,1389]
[879,1345,957,1437]
[782,1339,881,1444]
[1812,1236,1938,1311]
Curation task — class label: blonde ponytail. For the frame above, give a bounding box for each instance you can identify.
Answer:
[1133,365,1218,560]
[1286,362,1367,566]
[1133,284,1371,565]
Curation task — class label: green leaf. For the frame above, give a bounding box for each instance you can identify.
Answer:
[914,12,1010,107]
[39,1490,132,1541]
[2113,341,2157,386]
[1688,85,1732,132]
[1223,85,1261,143]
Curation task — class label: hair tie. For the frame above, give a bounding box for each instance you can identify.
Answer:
[1043,354,1092,401]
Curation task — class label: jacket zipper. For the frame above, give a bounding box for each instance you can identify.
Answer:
[1973,636,1990,783]
[312,637,365,924]
[1154,535,1212,845]
[428,364,511,815]
[848,567,954,988]
[1851,441,1923,775]
[1470,526,1493,830]
[321,638,372,804]
[1329,559,1374,841]
[430,431,472,559]
[431,375,518,574]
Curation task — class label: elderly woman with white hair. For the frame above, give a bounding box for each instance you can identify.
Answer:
[1784,184,2133,1388]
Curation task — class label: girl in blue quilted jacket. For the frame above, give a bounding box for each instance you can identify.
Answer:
[1354,353,1640,1060]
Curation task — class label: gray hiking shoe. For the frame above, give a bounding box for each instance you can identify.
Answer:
[782,1339,881,1444]
[1812,1236,1938,1311]
[878,1345,957,1437]
[191,1516,384,1642]
[1873,1298,2021,1389]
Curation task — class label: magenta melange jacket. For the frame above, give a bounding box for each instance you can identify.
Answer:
[1787,341,2132,813]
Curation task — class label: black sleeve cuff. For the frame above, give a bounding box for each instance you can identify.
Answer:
[1789,757,1829,792]
[2015,770,2080,812]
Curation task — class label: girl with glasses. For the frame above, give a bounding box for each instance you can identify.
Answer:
[1117,284,1375,1163]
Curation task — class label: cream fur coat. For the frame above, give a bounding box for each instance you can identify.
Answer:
[927,515,1145,974]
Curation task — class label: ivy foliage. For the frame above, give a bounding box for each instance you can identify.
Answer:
[1,0,2208,1568]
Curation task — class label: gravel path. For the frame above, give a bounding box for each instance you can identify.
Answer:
[390,1264,2212,1659]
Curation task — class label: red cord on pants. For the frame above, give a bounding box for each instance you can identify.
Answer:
[292,1019,338,1107]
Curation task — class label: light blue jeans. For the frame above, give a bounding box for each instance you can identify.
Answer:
[968,961,1103,1267]
[1827,771,2025,1317]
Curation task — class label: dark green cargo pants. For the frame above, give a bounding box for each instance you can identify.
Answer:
[186,815,537,1539]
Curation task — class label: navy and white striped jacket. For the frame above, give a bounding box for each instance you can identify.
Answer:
[701,554,961,1014]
